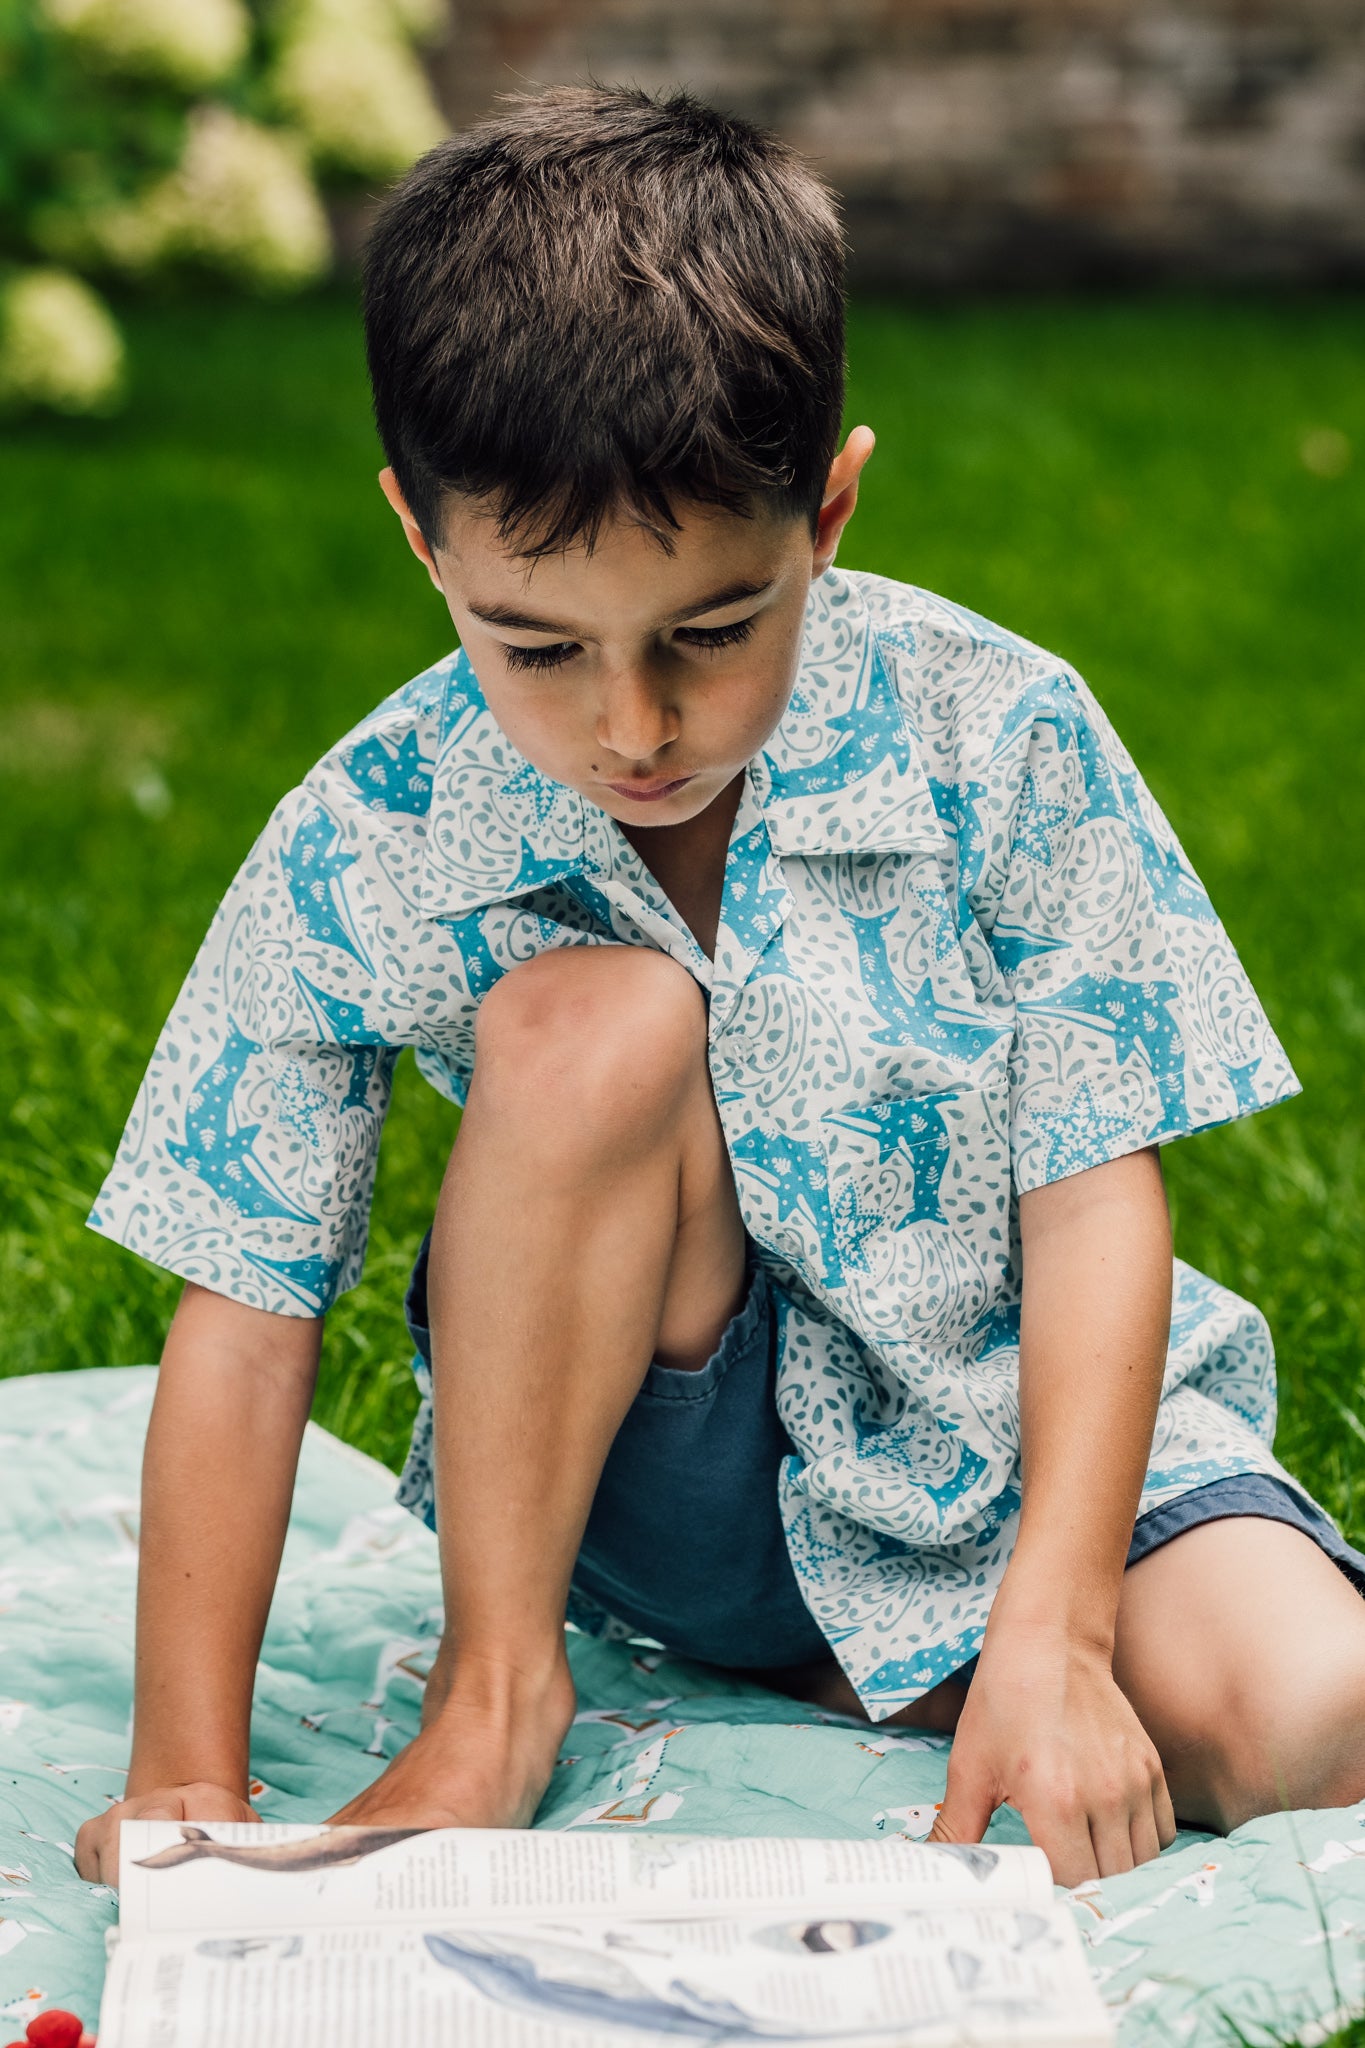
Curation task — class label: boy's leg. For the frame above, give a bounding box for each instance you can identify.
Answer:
[1111,1515,1365,1831]
[760,1517,1365,1828]
[337,944,746,1829]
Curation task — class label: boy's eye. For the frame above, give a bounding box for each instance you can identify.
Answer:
[676,617,757,654]
[500,615,756,675]
[503,641,577,673]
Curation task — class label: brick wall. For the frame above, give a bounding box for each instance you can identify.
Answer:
[430,0,1365,284]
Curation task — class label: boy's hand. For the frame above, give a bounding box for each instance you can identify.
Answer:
[74,1784,259,1887]
[928,1618,1176,1887]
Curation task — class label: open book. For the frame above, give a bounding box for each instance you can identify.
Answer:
[100,1822,1112,2046]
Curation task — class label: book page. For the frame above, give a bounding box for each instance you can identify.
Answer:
[98,1903,1111,2048]
[117,1824,1054,1942]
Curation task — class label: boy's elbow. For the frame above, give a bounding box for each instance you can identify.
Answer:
[164,1277,325,1391]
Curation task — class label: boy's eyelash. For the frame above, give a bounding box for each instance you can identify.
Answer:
[503,641,578,672]
[679,618,757,651]
[501,616,757,674]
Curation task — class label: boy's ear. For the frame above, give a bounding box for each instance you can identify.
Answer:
[379,467,444,593]
[812,427,875,577]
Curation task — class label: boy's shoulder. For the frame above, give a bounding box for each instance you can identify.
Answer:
[846,568,1076,766]
[301,650,455,830]
[852,566,1054,668]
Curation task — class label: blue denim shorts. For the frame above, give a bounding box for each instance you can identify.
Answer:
[402,1231,1365,1674]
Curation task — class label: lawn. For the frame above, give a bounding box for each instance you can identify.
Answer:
[2,289,1363,1530]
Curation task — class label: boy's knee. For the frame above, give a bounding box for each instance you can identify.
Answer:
[1174,1652,1365,1832]
[472,945,708,1122]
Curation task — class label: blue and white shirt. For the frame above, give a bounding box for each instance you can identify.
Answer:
[90,566,1303,1718]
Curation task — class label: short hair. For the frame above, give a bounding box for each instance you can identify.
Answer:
[361,81,847,560]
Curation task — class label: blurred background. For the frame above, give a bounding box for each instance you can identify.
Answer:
[2,1,1362,1531]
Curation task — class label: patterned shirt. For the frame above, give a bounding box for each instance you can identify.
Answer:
[90,566,1303,1717]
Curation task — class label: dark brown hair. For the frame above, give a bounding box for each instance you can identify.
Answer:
[362,81,847,559]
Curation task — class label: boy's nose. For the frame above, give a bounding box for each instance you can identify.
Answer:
[595,669,680,764]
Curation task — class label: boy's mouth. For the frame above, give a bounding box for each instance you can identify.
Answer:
[603,775,695,803]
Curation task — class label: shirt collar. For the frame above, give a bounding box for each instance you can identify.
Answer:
[414,567,940,924]
[752,568,942,857]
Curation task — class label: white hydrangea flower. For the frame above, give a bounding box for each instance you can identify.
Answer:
[0,268,125,413]
[272,4,447,179]
[41,0,251,92]
[34,108,333,291]
[383,0,447,42]
[277,0,441,39]
[155,105,334,289]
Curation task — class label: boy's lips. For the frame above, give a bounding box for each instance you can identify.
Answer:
[603,774,695,803]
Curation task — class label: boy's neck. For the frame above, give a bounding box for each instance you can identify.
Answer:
[618,770,746,961]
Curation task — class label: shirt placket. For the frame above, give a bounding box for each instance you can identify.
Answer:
[707,770,796,1041]
[581,806,714,991]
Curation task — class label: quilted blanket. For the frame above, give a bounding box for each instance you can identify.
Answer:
[2,1368,1362,2045]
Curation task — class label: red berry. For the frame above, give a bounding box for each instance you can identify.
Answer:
[26,2014,85,2048]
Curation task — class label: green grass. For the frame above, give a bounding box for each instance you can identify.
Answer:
[2,291,1364,1528]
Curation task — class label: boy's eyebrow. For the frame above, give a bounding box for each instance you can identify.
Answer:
[465,577,775,638]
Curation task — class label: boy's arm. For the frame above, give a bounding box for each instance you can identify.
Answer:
[74,1282,322,1885]
[930,1145,1179,1885]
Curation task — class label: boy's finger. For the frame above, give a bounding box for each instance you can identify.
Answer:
[1032,1811,1100,1890]
[1086,1810,1136,1878]
[1128,1798,1164,1870]
[927,1769,994,1849]
[1154,1772,1178,1850]
[72,1819,102,1884]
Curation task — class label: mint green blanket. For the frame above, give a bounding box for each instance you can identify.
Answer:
[2,1368,1361,2045]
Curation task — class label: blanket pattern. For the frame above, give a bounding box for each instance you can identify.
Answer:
[1,1369,1361,2045]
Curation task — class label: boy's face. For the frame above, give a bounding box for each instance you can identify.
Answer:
[380,428,873,832]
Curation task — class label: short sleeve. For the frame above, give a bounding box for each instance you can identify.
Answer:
[975,664,1300,1194]
[87,786,402,1316]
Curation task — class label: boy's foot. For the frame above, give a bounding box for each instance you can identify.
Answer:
[327,1651,576,1831]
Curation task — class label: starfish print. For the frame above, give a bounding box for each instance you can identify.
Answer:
[912,879,959,961]
[1011,768,1070,868]
[501,757,562,825]
[833,1181,885,1270]
[1033,1080,1134,1180]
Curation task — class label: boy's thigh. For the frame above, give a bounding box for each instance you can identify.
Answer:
[655,1044,748,1371]
[462,943,748,1372]
[1112,1516,1365,1824]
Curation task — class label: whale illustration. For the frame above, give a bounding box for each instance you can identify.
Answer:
[134,1824,425,1872]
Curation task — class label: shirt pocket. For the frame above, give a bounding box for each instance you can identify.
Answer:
[817,1077,1012,1336]
[808,850,1014,1317]
[819,847,1011,1095]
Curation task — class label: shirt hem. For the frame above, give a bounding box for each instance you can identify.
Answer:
[1014,1070,1303,1197]
[85,1191,344,1319]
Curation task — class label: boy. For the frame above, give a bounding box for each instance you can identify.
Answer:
[76,84,1365,1893]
